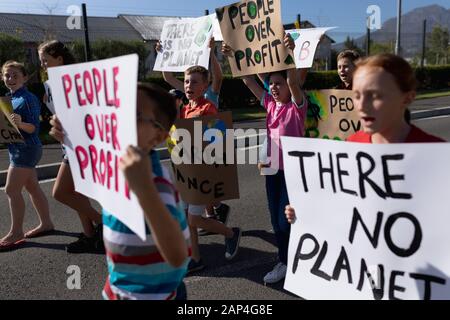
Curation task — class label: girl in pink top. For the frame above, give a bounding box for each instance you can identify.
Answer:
[224,34,308,284]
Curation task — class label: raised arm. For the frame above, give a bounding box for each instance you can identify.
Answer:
[120,146,188,268]
[221,42,265,101]
[209,37,223,94]
[242,75,265,102]
[162,71,184,92]
[284,34,304,105]
[287,68,304,106]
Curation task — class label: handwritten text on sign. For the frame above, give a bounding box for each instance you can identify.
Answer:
[305,90,360,141]
[285,27,337,69]
[169,112,240,205]
[154,15,214,72]
[0,97,24,144]
[216,0,294,77]
[48,54,147,240]
[282,137,450,300]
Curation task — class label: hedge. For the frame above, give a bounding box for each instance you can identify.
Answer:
[0,65,448,120]
[145,65,450,108]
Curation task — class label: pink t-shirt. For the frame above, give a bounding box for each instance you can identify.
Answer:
[262,92,308,171]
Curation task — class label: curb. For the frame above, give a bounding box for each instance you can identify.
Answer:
[0,133,267,187]
[410,106,450,120]
[1,107,449,187]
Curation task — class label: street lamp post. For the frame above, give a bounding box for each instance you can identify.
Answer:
[395,0,402,56]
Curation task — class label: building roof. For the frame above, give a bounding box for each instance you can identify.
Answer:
[0,13,143,43]
[0,13,336,45]
[119,15,185,41]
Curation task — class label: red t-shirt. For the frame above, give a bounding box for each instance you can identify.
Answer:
[347,125,445,143]
[180,97,218,119]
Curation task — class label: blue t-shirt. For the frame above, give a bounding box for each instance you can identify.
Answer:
[205,85,219,108]
[8,86,41,145]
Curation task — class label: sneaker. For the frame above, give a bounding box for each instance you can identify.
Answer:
[187,259,205,275]
[198,228,214,236]
[263,262,287,284]
[66,234,97,254]
[214,204,230,225]
[225,227,241,260]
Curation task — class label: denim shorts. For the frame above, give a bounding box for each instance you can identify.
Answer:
[8,143,43,168]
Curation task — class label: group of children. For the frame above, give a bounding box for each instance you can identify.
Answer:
[0,27,444,300]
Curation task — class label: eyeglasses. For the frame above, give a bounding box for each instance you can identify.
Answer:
[137,114,165,130]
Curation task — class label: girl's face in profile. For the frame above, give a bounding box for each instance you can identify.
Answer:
[353,66,414,135]
[39,52,63,71]
[136,89,166,153]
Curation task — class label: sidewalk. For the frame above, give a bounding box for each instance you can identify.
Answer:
[0,120,268,187]
[1,96,449,187]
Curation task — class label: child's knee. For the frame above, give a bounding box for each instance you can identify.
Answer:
[52,183,70,202]
[5,184,22,197]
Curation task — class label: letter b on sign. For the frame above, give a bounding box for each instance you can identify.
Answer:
[367,5,381,30]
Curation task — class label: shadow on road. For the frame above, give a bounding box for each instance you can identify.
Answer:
[187,230,298,299]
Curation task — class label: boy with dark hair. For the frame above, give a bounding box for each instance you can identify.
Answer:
[50,83,191,300]
[179,65,241,274]
[336,50,361,90]
[159,39,231,232]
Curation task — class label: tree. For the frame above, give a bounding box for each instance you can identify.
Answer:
[0,33,26,67]
[343,36,363,56]
[0,33,27,95]
[427,25,449,65]
[370,41,394,55]
[71,39,150,80]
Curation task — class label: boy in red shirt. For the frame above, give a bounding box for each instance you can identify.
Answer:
[178,66,241,274]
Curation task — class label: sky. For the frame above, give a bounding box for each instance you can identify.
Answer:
[0,0,448,42]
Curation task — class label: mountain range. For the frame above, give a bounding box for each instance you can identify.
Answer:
[333,4,450,57]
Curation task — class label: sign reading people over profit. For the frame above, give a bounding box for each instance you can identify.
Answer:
[284,27,337,69]
[216,0,295,77]
[47,54,147,240]
[281,137,450,300]
[305,90,360,141]
[154,14,214,72]
[0,97,24,144]
[169,112,240,205]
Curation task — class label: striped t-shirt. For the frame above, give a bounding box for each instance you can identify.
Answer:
[102,150,191,300]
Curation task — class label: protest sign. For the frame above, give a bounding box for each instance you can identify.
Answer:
[305,89,360,141]
[154,14,214,72]
[0,97,24,144]
[47,54,147,240]
[282,137,450,300]
[216,0,295,77]
[169,112,240,205]
[212,14,224,41]
[285,27,337,69]
[43,80,55,114]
